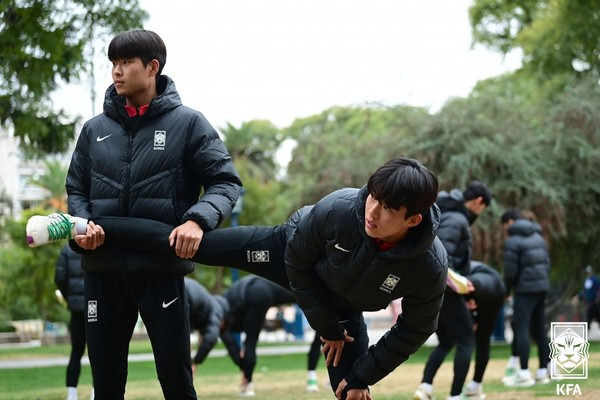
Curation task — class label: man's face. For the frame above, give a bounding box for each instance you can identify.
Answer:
[466,197,487,216]
[111,57,155,99]
[364,194,421,243]
[502,220,513,236]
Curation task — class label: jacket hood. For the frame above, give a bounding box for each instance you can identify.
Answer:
[355,186,440,259]
[436,189,468,214]
[103,75,182,122]
[508,219,538,236]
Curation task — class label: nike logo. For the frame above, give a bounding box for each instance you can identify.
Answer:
[162,297,179,308]
[96,134,112,142]
[334,243,352,253]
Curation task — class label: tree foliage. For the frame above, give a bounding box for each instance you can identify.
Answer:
[220,120,284,182]
[285,105,431,210]
[0,0,147,156]
[0,208,65,323]
[541,78,600,278]
[29,159,69,211]
[470,0,600,85]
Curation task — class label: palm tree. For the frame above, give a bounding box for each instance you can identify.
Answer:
[29,159,68,212]
[220,120,283,181]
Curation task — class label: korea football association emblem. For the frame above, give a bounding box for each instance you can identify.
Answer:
[153,130,166,150]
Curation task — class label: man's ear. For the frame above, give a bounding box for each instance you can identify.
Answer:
[148,59,160,77]
[407,213,423,227]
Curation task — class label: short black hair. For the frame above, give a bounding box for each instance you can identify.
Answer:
[108,30,167,75]
[500,208,522,224]
[463,181,492,206]
[367,157,438,217]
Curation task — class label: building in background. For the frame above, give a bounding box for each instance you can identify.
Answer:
[0,128,50,218]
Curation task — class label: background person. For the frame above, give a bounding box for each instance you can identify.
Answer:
[580,265,600,329]
[220,275,296,397]
[184,277,230,375]
[55,244,93,400]
[448,261,505,400]
[415,181,492,400]
[501,208,551,387]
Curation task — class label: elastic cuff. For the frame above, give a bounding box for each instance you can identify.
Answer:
[319,324,346,341]
[343,371,369,391]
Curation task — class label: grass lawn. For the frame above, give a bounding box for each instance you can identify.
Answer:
[1,340,600,399]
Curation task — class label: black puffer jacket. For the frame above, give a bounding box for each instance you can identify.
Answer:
[436,189,472,275]
[468,261,506,302]
[285,186,448,386]
[503,219,551,294]
[55,245,85,313]
[223,276,295,331]
[184,277,228,364]
[66,76,242,275]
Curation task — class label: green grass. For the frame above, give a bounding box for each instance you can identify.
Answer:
[1,341,600,399]
[0,339,302,360]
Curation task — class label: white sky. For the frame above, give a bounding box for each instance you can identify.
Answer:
[56,0,521,130]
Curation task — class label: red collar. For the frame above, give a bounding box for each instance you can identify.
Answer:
[124,104,149,117]
[374,239,398,252]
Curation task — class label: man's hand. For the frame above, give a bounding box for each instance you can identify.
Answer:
[191,362,197,377]
[321,330,354,367]
[465,298,477,311]
[74,221,105,250]
[169,220,204,259]
[466,279,476,293]
[335,379,372,400]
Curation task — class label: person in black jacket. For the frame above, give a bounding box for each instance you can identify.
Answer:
[27,156,447,400]
[447,261,506,400]
[61,29,242,400]
[185,275,321,397]
[416,181,492,400]
[500,208,551,387]
[220,276,296,396]
[55,244,92,400]
[183,277,230,375]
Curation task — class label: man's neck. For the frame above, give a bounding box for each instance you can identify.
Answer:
[126,88,157,108]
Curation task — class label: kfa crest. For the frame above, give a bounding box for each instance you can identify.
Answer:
[153,130,166,150]
[380,274,400,293]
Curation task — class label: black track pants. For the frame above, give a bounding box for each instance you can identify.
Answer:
[422,290,474,396]
[66,311,86,387]
[84,273,196,400]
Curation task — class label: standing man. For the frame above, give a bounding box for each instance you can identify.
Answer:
[501,208,551,387]
[415,181,492,400]
[65,29,242,399]
[55,244,92,400]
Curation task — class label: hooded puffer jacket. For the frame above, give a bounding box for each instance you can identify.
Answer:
[54,245,85,312]
[436,189,472,275]
[285,185,448,386]
[66,76,242,275]
[185,277,228,364]
[503,219,551,294]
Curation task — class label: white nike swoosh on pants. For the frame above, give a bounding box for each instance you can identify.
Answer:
[162,297,178,308]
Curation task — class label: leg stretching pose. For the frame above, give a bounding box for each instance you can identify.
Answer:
[28,157,448,400]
